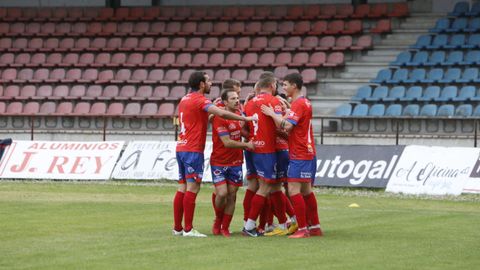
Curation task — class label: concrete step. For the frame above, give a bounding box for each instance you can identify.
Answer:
[359,55,396,62]
[366,49,405,56]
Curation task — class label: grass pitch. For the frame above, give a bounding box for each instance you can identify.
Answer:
[0,181,479,270]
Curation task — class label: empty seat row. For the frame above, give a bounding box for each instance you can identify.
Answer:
[371,67,480,84]
[0,35,372,53]
[336,103,478,117]
[0,100,176,117]
[0,20,364,37]
[0,51,344,69]
[0,3,408,22]
[390,50,480,66]
[411,33,480,50]
[430,17,480,33]
[448,1,480,17]
[0,67,318,85]
[353,85,480,103]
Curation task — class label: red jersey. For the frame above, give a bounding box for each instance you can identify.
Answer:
[286,97,316,160]
[210,116,244,166]
[244,92,282,154]
[275,107,289,151]
[176,91,213,153]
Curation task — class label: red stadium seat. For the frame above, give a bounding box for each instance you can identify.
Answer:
[117,85,136,100]
[18,85,36,100]
[46,68,65,83]
[45,53,62,67]
[229,22,245,35]
[129,69,148,83]
[325,20,344,35]
[157,103,174,117]
[138,37,154,51]
[16,68,35,83]
[141,103,158,116]
[191,53,209,67]
[27,53,46,67]
[106,102,124,116]
[149,22,166,35]
[52,85,69,100]
[71,22,87,36]
[90,102,107,115]
[290,52,309,67]
[146,69,164,84]
[141,52,159,67]
[133,86,153,101]
[197,22,213,35]
[0,68,17,83]
[309,21,327,35]
[186,37,203,52]
[200,37,219,52]
[121,37,139,51]
[78,69,98,83]
[224,53,241,67]
[206,53,224,68]
[111,69,131,83]
[267,36,285,51]
[240,52,258,67]
[233,37,250,52]
[180,22,197,35]
[1,85,19,100]
[250,37,267,51]
[162,69,181,83]
[54,101,73,115]
[285,36,301,51]
[390,2,409,17]
[63,68,81,82]
[73,102,91,115]
[300,36,318,51]
[68,85,86,99]
[370,3,388,18]
[214,69,231,83]
[96,69,114,84]
[153,37,170,51]
[304,5,321,19]
[274,52,292,67]
[258,52,275,67]
[77,52,94,67]
[39,101,55,115]
[335,4,354,19]
[219,37,235,51]
[99,85,119,100]
[0,53,14,67]
[125,53,143,67]
[353,4,370,19]
[151,86,169,100]
[370,19,391,34]
[6,102,23,115]
[342,20,362,35]
[35,85,53,99]
[351,35,372,50]
[26,38,43,52]
[22,101,40,115]
[307,52,326,67]
[232,69,248,81]
[108,52,126,67]
[293,21,310,35]
[333,35,353,50]
[324,52,345,67]
[173,53,192,67]
[85,85,102,100]
[167,86,187,101]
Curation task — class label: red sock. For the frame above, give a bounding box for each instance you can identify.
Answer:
[221,214,233,231]
[267,197,274,226]
[183,191,197,232]
[259,195,271,230]
[282,192,295,218]
[304,192,320,226]
[290,194,307,229]
[247,194,266,221]
[243,189,255,222]
[270,191,287,224]
[173,191,184,231]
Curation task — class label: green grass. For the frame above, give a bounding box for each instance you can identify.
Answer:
[0,181,479,270]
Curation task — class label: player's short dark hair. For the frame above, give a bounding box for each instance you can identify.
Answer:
[222,79,241,90]
[188,71,207,90]
[283,72,303,90]
[257,71,276,89]
[221,88,237,102]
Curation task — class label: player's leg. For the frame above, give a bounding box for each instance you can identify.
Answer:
[287,159,312,238]
[173,152,187,235]
[243,150,258,225]
[243,153,276,236]
[301,158,322,236]
[182,152,206,237]
[222,184,239,237]
[265,182,289,236]
[211,166,228,235]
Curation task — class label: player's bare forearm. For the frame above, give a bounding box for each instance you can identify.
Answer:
[208,105,251,122]
[220,136,254,150]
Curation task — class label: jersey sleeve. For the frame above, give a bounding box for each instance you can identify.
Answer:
[271,97,283,115]
[198,96,213,112]
[213,117,230,137]
[287,100,304,126]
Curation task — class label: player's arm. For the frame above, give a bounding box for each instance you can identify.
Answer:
[241,123,250,139]
[208,105,256,122]
[219,134,255,150]
[261,104,294,132]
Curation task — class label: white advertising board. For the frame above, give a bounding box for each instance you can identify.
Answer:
[386,146,479,196]
[0,141,124,180]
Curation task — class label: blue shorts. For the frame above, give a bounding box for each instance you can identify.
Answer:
[211,165,243,187]
[275,150,289,182]
[244,150,256,180]
[287,158,316,183]
[176,152,204,184]
[251,152,277,183]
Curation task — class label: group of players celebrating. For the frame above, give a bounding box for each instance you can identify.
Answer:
[172,70,322,239]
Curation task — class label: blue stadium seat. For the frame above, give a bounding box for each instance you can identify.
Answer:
[447,18,468,33]
[453,86,476,101]
[448,1,469,16]
[404,68,425,83]
[445,34,466,49]
[410,35,431,49]
[383,86,405,102]
[425,51,445,66]
[465,18,480,32]
[420,104,438,116]
[438,68,461,83]
[421,68,443,83]
[352,104,369,116]
[418,86,440,101]
[403,104,420,116]
[437,104,454,117]
[400,86,422,101]
[368,104,385,116]
[463,34,480,49]
[461,50,480,65]
[430,18,450,33]
[365,86,388,101]
[442,50,463,65]
[457,68,479,83]
[466,2,480,16]
[335,103,352,116]
[390,51,411,66]
[434,86,457,102]
[352,85,372,101]
[408,51,429,66]
[370,69,391,83]
[470,87,480,102]
[386,68,408,83]
[473,105,480,116]
[455,104,473,117]
[385,104,402,116]
[427,34,448,49]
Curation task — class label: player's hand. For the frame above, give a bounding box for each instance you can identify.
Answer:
[245,92,255,101]
[261,104,275,117]
[243,114,258,122]
[276,96,290,109]
[245,141,255,151]
[213,97,222,105]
